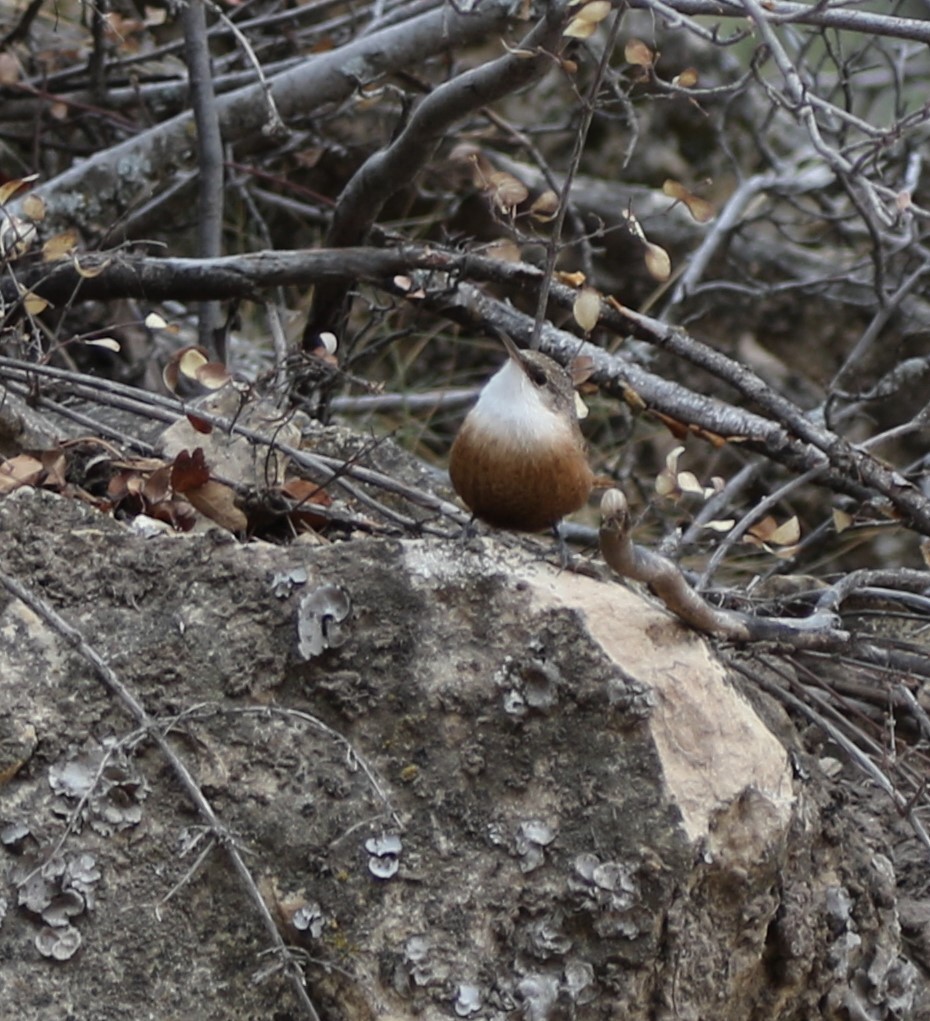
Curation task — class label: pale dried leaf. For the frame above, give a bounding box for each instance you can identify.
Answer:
[564,16,597,38]
[145,311,168,329]
[673,67,699,88]
[832,508,853,534]
[572,287,601,333]
[768,515,801,546]
[655,473,677,497]
[0,51,21,84]
[178,347,209,379]
[41,230,78,261]
[144,5,168,25]
[85,337,121,352]
[488,171,528,213]
[665,446,685,473]
[22,292,49,315]
[624,39,654,67]
[0,454,44,494]
[575,1,611,23]
[529,190,559,221]
[484,240,521,263]
[185,480,248,533]
[703,519,735,532]
[194,362,232,390]
[644,242,671,281]
[0,175,37,206]
[676,470,704,495]
[22,194,45,221]
[662,179,714,222]
[570,355,595,386]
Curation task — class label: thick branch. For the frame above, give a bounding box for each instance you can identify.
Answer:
[599,489,847,648]
[6,1,515,235]
[631,0,930,44]
[305,1,569,337]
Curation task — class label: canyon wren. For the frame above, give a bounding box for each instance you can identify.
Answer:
[449,335,594,532]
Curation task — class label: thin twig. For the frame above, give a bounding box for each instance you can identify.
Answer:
[530,8,624,350]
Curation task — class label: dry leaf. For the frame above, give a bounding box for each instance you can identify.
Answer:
[572,287,601,333]
[570,355,595,386]
[0,454,44,494]
[564,16,597,38]
[654,473,676,498]
[0,51,22,84]
[748,515,801,547]
[673,67,699,88]
[0,175,37,206]
[662,179,714,222]
[832,508,853,534]
[194,361,232,390]
[655,445,684,496]
[85,337,121,352]
[529,190,559,221]
[624,39,654,68]
[174,349,203,384]
[184,480,248,533]
[186,414,213,435]
[22,291,49,315]
[484,240,521,263]
[676,470,704,495]
[282,477,333,532]
[41,229,78,261]
[768,515,801,546]
[163,346,215,395]
[145,311,169,330]
[564,0,611,34]
[644,242,671,281]
[22,194,45,221]
[144,5,168,26]
[37,450,66,489]
[170,448,211,493]
[142,465,172,504]
[556,270,587,287]
[488,171,528,213]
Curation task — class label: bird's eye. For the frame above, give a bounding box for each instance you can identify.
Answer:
[527,363,547,387]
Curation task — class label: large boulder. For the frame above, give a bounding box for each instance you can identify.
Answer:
[0,488,922,1019]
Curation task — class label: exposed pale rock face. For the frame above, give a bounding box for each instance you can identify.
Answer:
[0,489,922,1021]
[521,561,794,845]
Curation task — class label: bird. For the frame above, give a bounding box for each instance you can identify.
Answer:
[449,334,594,533]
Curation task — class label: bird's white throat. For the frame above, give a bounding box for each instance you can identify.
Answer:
[467,358,570,443]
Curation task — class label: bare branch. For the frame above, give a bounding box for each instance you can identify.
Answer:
[5,1,518,235]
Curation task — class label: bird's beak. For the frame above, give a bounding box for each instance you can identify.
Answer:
[498,332,525,366]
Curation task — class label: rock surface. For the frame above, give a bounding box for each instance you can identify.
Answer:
[0,487,924,1020]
